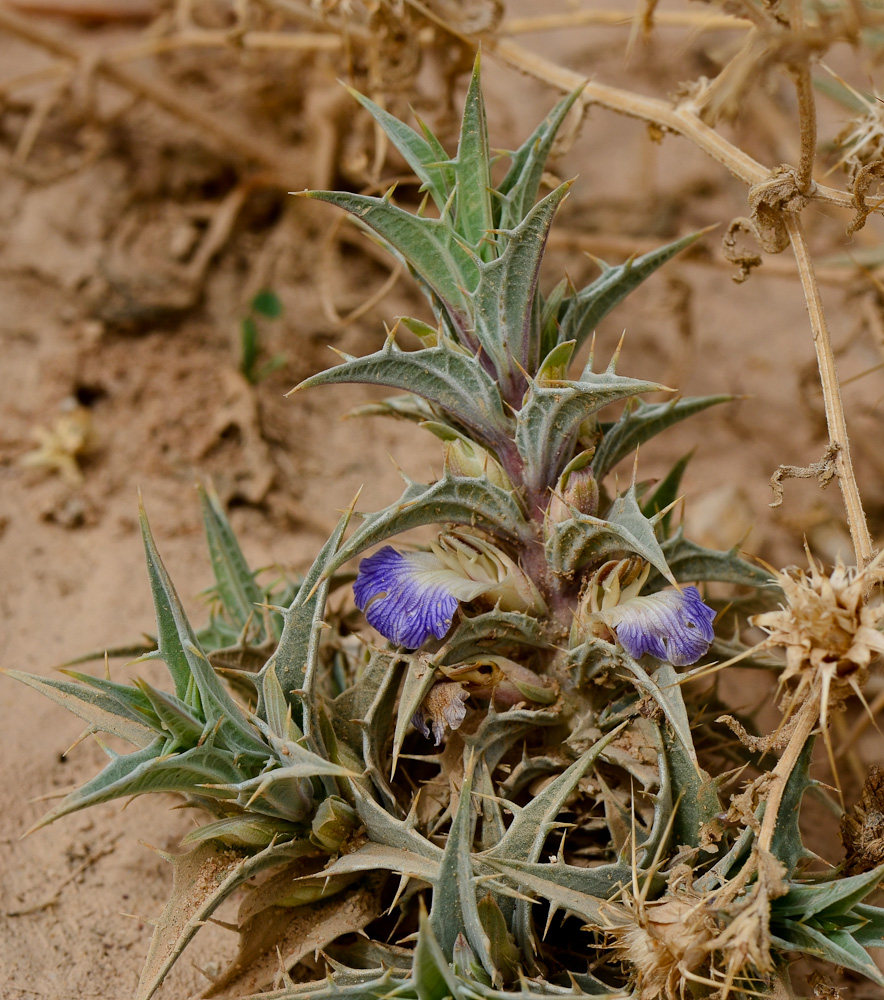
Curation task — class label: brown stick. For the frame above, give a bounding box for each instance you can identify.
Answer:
[785,213,873,567]
[787,0,817,194]
[757,695,819,853]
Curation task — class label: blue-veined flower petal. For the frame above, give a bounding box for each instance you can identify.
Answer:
[604,586,716,666]
[354,546,490,648]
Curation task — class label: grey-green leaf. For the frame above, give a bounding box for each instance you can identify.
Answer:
[453,54,494,257]
[517,369,663,496]
[294,339,513,454]
[546,482,674,581]
[558,230,705,351]
[6,669,158,748]
[497,86,584,232]
[347,88,453,212]
[31,739,242,831]
[473,183,571,392]
[593,395,731,481]
[198,481,266,634]
[653,528,775,588]
[324,474,532,578]
[302,190,478,318]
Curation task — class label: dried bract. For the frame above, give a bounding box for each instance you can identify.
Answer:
[751,551,884,708]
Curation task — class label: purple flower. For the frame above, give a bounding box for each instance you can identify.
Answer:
[603,586,716,667]
[353,546,488,648]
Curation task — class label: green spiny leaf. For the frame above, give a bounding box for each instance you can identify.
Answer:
[477,895,521,985]
[348,782,443,861]
[347,392,439,426]
[616,660,697,772]
[473,183,571,390]
[775,863,884,920]
[140,500,198,702]
[654,667,722,849]
[134,678,205,747]
[325,475,532,578]
[319,841,440,885]
[769,919,884,986]
[392,655,438,774]
[593,395,731,481]
[357,654,406,810]
[430,760,494,975]
[262,661,302,742]
[497,86,584,231]
[482,857,607,927]
[181,815,301,848]
[294,339,514,455]
[518,368,663,498]
[641,451,693,534]
[487,725,626,959]
[416,904,466,1000]
[31,739,242,831]
[440,609,550,664]
[453,54,494,257]
[5,669,158,748]
[347,88,453,211]
[558,230,705,351]
[654,528,775,588]
[768,735,816,875]
[198,481,266,634]
[849,902,884,948]
[301,190,478,319]
[263,503,353,741]
[486,856,641,904]
[140,504,269,759]
[546,482,674,581]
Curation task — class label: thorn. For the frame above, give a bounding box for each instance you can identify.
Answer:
[607,330,627,373]
[120,910,158,926]
[139,840,175,863]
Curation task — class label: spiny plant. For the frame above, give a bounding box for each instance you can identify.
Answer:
[11,57,884,1000]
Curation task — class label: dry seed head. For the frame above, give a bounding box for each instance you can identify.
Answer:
[599,892,719,1000]
[751,550,884,705]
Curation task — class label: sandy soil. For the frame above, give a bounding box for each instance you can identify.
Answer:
[4,2,884,997]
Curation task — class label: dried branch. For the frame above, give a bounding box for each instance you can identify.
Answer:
[768,445,840,508]
[787,0,818,193]
[785,213,873,566]
[501,10,752,34]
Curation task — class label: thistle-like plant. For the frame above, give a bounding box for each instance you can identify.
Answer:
[11,57,884,1000]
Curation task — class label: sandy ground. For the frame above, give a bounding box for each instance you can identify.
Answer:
[4,1,884,996]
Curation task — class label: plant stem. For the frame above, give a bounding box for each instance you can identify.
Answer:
[787,0,817,194]
[757,694,819,854]
[785,214,873,567]
[478,34,855,209]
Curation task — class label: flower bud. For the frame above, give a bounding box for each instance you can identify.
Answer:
[548,466,599,522]
[443,437,512,491]
[310,795,359,852]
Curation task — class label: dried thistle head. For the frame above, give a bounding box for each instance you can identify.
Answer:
[599,890,720,1000]
[751,549,884,710]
